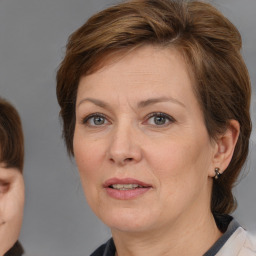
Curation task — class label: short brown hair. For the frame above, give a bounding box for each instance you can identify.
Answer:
[56,0,251,214]
[0,98,24,172]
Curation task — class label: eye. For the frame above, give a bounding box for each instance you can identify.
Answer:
[146,112,175,126]
[82,113,109,126]
[0,181,10,194]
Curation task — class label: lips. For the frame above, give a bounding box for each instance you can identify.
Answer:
[103,178,152,200]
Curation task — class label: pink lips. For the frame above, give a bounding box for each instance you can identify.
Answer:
[103,178,152,200]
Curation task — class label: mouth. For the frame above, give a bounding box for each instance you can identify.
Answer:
[110,183,148,190]
[103,178,152,200]
[104,178,152,189]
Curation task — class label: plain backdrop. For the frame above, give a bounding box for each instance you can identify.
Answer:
[0,0,255,255]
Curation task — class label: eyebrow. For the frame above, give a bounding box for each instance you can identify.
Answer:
[77,96,185,109]
[137,97,185,108]
[77,98,110,108]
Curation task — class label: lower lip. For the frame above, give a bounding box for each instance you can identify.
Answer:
[105,187,151,200]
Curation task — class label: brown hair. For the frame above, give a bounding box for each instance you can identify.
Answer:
[0,98,24,172]
[56,0,251,214]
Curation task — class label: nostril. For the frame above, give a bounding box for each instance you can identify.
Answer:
[109,157,133,165]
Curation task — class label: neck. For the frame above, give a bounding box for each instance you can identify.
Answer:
[112,210,222,256]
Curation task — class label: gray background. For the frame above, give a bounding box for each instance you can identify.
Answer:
[0,0,255,255]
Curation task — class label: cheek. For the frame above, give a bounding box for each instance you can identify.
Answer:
[73,131,106,203]
[151,131,213,172]
[4,182,25,222]
[0,180,24,251]
[146,138,204,175]
[74,135,105,178]
[145,134,213,195]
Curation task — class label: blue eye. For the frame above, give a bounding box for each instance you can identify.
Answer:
[147,112,175,126]
[82,113,109,126]
[91,116,105,125]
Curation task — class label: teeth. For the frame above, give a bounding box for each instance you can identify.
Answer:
[111,184,143,190]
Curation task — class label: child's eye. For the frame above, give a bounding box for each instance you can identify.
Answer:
[0,181,10,194]
[146,112,175,126]
[82,113,109,126]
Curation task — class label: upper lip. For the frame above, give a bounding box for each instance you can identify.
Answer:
[103,178,152,188]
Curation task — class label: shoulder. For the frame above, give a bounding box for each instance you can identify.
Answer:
[90,238,116,256]
[217,228,256,256]
[241,231,256,256]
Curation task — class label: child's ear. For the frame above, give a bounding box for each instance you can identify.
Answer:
[210,120,240,177]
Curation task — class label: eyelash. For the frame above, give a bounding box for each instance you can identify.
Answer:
[0,181,10,194]
[82,113,109,126]
[145,112,176,126]
[81,112,175,127]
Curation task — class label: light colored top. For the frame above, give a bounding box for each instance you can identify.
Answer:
[217,227,256,256]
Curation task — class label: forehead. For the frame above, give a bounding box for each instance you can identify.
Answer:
[77,45,196,104]
[0,162,20,177]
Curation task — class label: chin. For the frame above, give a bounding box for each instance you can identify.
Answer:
[96,205,161,233]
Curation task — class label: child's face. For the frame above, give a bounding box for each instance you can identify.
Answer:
[0,163,25,256]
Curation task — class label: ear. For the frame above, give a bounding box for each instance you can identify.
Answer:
[211,120,240,177]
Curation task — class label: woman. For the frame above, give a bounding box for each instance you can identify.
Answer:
[56,0,255,255]
[0,98,25,256]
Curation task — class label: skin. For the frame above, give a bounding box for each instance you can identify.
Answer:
[0,163,24,256]
[73,45,239,256]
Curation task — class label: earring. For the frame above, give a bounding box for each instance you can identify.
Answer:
[214,168,221,180]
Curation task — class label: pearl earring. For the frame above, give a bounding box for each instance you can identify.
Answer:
[214,168,222,180]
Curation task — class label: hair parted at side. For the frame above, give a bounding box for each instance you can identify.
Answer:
[0,97,24,172]
[56,0,251,215]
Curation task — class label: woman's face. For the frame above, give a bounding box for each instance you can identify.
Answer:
[0,163,24,255]
[73,46,218,233]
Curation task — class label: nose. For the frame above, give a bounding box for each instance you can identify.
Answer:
[107,122,142,166]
